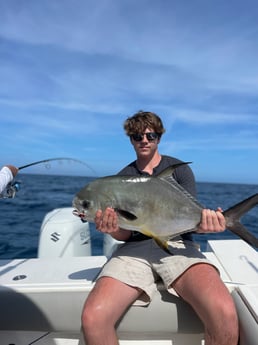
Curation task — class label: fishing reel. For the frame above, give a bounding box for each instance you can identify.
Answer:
[0,181,21,199]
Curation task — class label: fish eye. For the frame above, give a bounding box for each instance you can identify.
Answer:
[82,200,91,209]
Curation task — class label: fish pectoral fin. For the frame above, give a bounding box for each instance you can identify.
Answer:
[115,208,137,221]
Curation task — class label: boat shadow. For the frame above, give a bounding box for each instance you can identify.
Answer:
[0,285,53,335]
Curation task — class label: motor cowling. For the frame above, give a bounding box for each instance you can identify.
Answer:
[38,207,91,257]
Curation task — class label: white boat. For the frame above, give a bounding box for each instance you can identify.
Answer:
[0,207,257,345]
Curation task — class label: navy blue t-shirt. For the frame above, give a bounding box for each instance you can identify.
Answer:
[117,155,196,241]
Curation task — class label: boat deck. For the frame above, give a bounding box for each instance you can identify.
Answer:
[0,239,257,345]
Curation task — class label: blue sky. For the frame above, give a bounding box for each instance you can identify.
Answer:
[0,0,258,183]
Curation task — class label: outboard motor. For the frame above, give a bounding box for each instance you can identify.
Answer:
[38,207,91,257]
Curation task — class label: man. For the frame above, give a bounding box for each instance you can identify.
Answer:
[81,111,239,345]
[0,165,18,194]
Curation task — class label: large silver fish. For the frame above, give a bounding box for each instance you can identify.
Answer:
[72,163,258,250]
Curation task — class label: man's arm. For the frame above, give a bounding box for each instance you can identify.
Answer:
[0,165,18,194]
[175,164,226,234]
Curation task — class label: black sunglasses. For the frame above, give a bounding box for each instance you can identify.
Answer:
[131,132,159,142]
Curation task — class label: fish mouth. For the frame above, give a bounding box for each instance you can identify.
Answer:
[72,196,88,222]
[72,209,88,222]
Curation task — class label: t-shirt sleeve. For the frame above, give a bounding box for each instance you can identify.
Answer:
[173,163,197,197]
[0,167,13,194]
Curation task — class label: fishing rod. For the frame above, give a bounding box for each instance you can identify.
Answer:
[1,157,97,199]
[18,157,93,171]
[18,157,98,176]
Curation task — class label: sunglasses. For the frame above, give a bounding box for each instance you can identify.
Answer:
[131,132,159,142]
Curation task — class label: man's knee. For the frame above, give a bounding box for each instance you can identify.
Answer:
[206,299,239,344]
[222,302,239,337]
[82,300,115,331]
[218,297,238,326]
[81,303,95,331]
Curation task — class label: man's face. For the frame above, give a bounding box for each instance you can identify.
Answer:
[130,128,160,158]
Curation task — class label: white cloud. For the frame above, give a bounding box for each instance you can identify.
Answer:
[0,0,258,181]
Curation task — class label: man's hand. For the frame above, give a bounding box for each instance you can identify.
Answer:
[95,207,119,233]
[94,207,131,241]
[196,208,226,233]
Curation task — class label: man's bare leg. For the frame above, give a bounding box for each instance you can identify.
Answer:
[81,276,142,345]
[173,263,239,345]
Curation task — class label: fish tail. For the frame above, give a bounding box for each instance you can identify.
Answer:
[223,193,258,248]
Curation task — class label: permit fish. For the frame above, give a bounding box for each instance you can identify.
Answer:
[72,163,258,251]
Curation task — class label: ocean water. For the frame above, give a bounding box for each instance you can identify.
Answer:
[0,174,257,259]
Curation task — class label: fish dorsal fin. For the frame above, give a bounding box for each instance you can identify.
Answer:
[156,162,192,179]
[157,163,204,209]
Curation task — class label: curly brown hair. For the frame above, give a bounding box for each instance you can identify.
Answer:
[123,111,166,137]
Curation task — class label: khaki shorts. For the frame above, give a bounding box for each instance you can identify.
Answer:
[97,238,218,306]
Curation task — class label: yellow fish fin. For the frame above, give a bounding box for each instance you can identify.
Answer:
[140,228,172,255]
[153,236,173,255]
